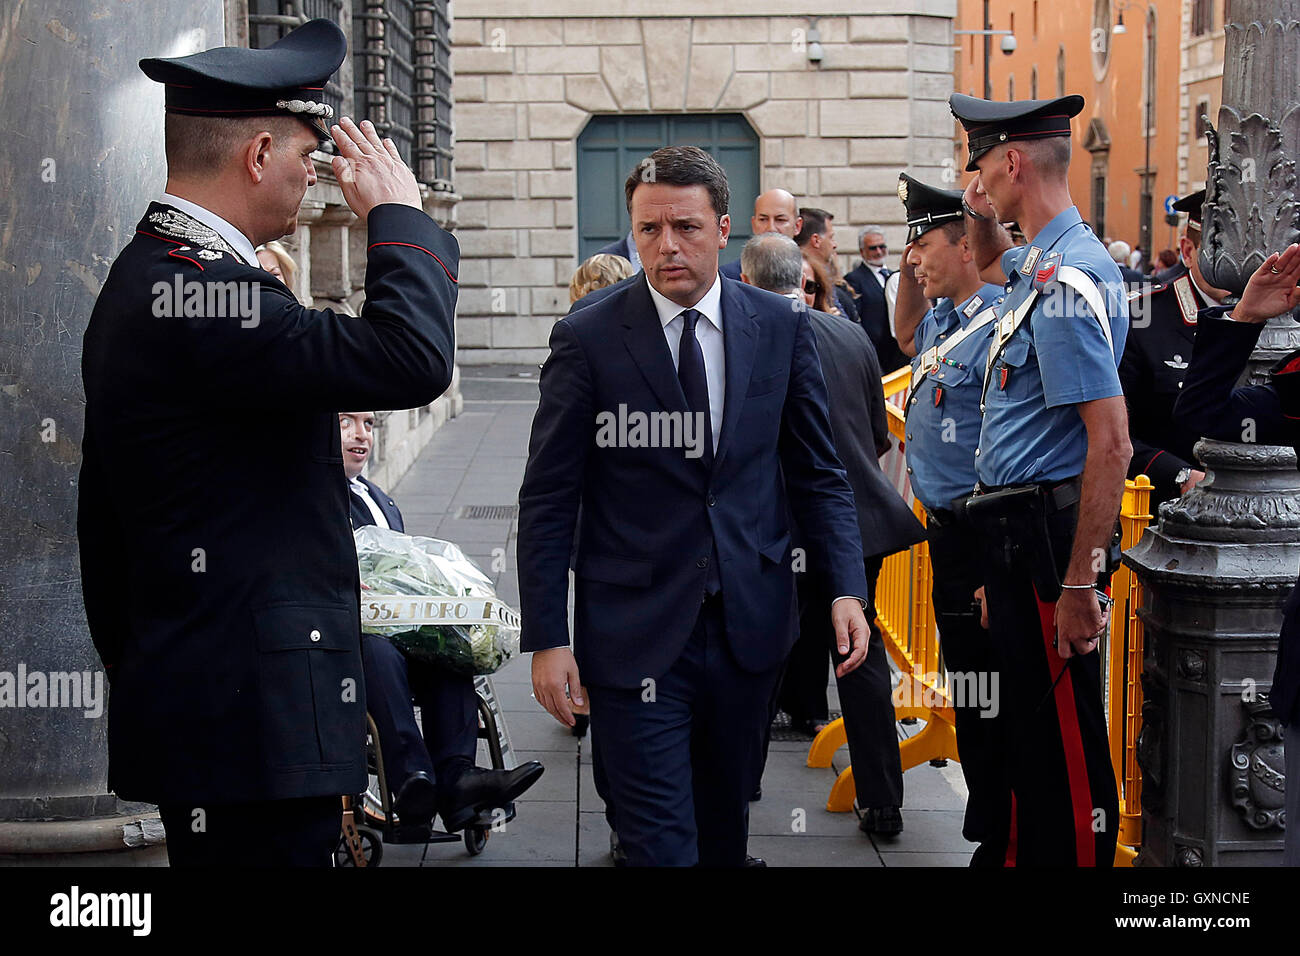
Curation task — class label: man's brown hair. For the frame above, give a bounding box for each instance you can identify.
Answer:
[624,146,730,221]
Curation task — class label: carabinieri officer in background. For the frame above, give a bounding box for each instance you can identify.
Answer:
[78,20,459,866]
[891,173,1009,867]
[1120,189,1229,510]
[951,92,1131,867]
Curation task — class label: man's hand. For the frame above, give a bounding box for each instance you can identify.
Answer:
[1181,469,1206,495]
[329,117,423,218]
[1232,243,1300,324]
[962,176,997,222]
[1054,588,1107,659]
[973,586,989,629]
[531,646,586,728]
[893,240,927,357]
[831,597,870,677]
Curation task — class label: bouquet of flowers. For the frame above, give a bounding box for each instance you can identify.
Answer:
[354,525,521,676]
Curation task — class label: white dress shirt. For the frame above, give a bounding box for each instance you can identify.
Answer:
[646,273,725,455]
[349,477,390,530]
[160,192,258,267]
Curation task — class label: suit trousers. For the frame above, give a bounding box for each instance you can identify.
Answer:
[926,517,1010,867]
[587,595,782,866]
[777,557,902,809]
[974,496,1119,867]
[158,797,341,867]
[360,633,479,789]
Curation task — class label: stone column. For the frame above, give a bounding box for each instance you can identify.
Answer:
[1126,0,1300,866]
[0,1,226,862]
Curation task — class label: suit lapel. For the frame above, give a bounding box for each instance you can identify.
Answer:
[713,279,758,475]
[622,274,690,416]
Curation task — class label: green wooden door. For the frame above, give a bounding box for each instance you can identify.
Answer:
[576,114,760,267]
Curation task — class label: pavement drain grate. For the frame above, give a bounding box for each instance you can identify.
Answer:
[456,504,519,520]
[768,709,843,742]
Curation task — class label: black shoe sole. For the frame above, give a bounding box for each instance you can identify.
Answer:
[439,763,545,833]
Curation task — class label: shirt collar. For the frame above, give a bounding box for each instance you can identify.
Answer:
[160,192,258,266]
[648,272,724,334]
[1187,270,1223,307]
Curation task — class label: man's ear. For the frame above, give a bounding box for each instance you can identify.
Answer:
[958,233,974,264]
[1178,234,1196,266]
[718,212,731,247]
[244,131,275,184]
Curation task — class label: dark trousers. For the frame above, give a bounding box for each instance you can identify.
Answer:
[777,557,902,808]
[159,797,341,867]
[587,596,781,866]
[926,518,1010,867]
[360,633,479,789]
[973,495,1119,867]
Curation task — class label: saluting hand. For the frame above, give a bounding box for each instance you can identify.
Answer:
[1233,243,1300,324]
[962,176,997,222]
[329,117,423,218]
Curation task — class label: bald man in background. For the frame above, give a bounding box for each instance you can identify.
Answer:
[720,189,804,279]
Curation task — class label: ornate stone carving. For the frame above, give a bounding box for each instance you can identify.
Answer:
[1136,672,1165,811]
[1227,697,1287,830]
[1176,649,1207,682]
[1175,845,1205,867]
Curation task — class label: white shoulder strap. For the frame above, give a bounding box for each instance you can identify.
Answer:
[1056,265,1116,360]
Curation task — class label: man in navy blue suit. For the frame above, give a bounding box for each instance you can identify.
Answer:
[342,411,543,833]
[518,147,871,866]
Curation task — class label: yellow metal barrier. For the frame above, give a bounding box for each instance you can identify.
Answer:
[807,366,1156,867]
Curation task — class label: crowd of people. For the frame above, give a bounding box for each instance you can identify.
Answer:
[76,17,1300,869]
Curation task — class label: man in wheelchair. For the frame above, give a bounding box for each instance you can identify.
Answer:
[341,411,544,831]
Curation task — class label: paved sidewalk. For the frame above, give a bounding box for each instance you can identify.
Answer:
[379,365,973,867]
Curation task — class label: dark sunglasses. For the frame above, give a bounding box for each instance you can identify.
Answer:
[803,279,822,294]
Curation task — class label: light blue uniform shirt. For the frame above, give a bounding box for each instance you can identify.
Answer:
[905,283,1005,512]
[975,206,1128,486]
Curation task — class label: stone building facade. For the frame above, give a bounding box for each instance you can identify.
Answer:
[1177,0,1226,197]
[451,1,960,364]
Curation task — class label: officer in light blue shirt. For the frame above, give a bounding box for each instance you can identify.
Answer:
[949,92,1133,868]
[891,172,1009,865]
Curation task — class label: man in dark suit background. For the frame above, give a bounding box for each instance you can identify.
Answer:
[518,147,871,866]
[720,188,804,280]
[741,233,925,836]
[795,207,860,325]
[77,21,459,867]
[845,224,910,374]
[595,231,642,273]
[342,411,543,832]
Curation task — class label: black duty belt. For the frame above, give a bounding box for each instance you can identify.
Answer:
[973,476,1081,517]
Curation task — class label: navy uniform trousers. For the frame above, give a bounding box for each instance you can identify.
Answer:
[972,492,1118,867]
[587,594,781,867]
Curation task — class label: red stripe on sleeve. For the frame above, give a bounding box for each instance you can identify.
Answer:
[367,241,458,283]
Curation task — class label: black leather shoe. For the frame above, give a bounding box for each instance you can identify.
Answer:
[393,771,437,827]
[859,806,903,838]
[743,855,767,867]
[437,761,545,832]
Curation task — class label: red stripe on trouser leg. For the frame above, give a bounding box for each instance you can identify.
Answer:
[1034,594,1097,867]
[1004,791,1017,867]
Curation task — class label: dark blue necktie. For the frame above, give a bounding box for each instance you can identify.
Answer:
[677,309,713,468]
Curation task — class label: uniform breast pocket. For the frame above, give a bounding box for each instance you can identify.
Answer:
[990,337,1035,402]
[254,602,363,770]
[929,361,976,406]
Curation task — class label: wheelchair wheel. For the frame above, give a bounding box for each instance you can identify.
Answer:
[464,826,489,856]
[336,826,384,867]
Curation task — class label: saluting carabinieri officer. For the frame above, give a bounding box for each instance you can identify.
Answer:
[1120,189,1228,510]
[890,173,1010,867]
[950,92,1130,867]
[77,19,459,866]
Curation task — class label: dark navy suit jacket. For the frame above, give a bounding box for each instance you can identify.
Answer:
[1173,314,1300,726]
[845,261,909,373]
[518,273,869,689]
[349,475,404,532]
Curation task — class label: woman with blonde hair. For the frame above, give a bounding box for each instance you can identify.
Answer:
[255,240,298,288]
[568,253,635,305]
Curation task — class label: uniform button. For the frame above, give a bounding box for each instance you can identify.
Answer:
[707,494,716,507]
[697,557,709,569]
[1178,381,1183,388]
[979,404,985,412]
[975,449,981,457]
[938,373,944,379]
[906,466,913,475]
[906,433,913,441]
[910,397,917,406]
[310,629,321,642]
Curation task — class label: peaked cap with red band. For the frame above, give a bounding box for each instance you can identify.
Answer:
[949,92,1085,171]
[139,18,346,139]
